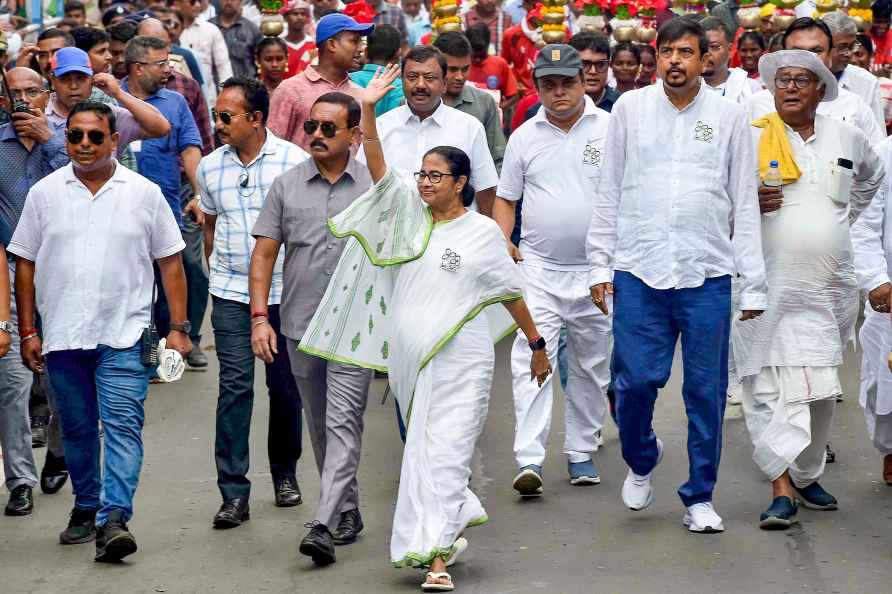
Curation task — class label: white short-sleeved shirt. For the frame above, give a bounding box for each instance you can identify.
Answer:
[498,95,609,271]
[358,101,499,209]
[748,86,885,146]
[7,163,185,354]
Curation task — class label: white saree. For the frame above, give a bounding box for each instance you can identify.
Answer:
[299,168,523,567]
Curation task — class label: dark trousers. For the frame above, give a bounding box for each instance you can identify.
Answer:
[212,296,302,501]
[613,271,731,507]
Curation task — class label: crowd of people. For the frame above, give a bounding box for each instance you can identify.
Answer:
[0,0,892,592]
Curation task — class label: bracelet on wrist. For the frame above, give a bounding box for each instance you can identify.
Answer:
[251,311,268,319]
[252,318,270,327]
[19,327,37,336]
[21,333,39,342]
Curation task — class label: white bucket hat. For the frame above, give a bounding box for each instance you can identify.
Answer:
[758,49,838,102]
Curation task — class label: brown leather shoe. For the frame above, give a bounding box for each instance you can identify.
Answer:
[884,455,892,485]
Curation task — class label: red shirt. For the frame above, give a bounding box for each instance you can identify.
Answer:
[511,92,539,132]
[463,8,512,54]
[285,39,316,78]
[501,25,537,96]
[872,30,892,65]
[469,55,518,100]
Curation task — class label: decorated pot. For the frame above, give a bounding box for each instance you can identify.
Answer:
[542,29,567,43]
[434,4,459,17]
[635,25,657,43]
[260,17,284,36]
[542,13,565,25]
[576,14,606,33]
[439,21,463,32]
[613,25,636,42]
[772,14,796,30]
[738,11,761,30]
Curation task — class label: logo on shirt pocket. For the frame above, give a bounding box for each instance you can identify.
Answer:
[441,248,461,272]
[583,140,601,167]
[694,120,714,143]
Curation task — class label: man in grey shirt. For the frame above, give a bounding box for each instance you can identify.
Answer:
[250,91,373,567]
[211,0,264,78]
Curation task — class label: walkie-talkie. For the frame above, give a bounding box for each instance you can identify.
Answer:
[140,283,160,367]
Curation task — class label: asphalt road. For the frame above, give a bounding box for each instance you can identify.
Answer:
[2,335,891,594]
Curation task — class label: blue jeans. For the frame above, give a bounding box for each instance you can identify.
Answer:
[46,342,151,525]
[612,271,730,507]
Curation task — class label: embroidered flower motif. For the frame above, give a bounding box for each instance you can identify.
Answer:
[365,285,374,304]
[441,248,461,272]
[379,296,387,315]
[381,340,389,359]
[583,141,601,166]
[351,332,361,352]
[368,314,374,334]
[694,120,714,143]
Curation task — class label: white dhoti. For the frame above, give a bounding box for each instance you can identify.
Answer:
[858,305,892,455]
[511,265,611,467]
[391,314,492,567]
[742,366,840,484]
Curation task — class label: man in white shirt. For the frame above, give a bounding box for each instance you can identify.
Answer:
[9,102,191,562]
[852,137,892,487]
[587,18,767,533]
[747,18,885,146]
[493,45,611,496]
[359,45,499,215]
[823,11,885,132]
[737,50,883,529]
[174,0,234,106]
[701,17,759,104]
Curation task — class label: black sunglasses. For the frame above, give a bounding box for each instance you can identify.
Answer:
[212,110,252,125]
[66,128,106,145]
[303,119,345,138]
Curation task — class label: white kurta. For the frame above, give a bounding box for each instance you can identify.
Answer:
[840,64,885,134]
[299,169,523,567]
[732,115,884,378]
[704,68,756,105]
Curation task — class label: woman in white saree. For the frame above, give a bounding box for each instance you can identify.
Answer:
[298,65,551,592]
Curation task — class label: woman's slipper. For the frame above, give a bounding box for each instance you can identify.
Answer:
[445,537,468,567]
[421,571,454,592]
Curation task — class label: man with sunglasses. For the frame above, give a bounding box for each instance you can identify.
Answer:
[0,67,68,519]
[252,91,374,565]
[736,50,883,529]
[196,77,308,529]
[9,101,191,561]
[268,13,373,151]
[822,11,885,132]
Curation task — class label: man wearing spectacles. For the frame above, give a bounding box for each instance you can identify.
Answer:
[196,77,309,530]
[738,49,883,530]
[9,101,191,561]
[822,11,885,132]
[700,17,760,105]
[252,91,374,565]
[0,67,68,519]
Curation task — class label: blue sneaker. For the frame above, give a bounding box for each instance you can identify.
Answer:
[759,496,798,530]
[568,459,601,485]
[793,482,838,510]
[512,465,543,497]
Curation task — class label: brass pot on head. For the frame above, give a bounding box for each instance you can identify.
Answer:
[438,21,463,32]
[772,14,796,30]
[737,12,761,30]
[542,29,568,43]
[635,26,657,43]
[542,13,565,25]
[260,17,284,36]
[434,4,459,17]
[613,25,636,42]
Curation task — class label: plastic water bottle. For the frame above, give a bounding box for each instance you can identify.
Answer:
[762,160,783,217]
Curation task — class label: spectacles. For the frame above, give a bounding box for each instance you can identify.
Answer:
[303,119,345,138]
[9,88,45,101]
[135,59,170,68]
[413,170,454,184]
[212,110,252,125]
[834,43,854,55]
[66,128,106,145]
[581,59,610,73]
[774,75,817,90]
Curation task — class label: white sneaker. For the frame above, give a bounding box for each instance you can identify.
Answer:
[621,438,663,511]
[683,502,725,533]
[727,382,743,405]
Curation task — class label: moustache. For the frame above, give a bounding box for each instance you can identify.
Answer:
[310,139,328,150]
[412,90,430,97]
[668,68,684,74]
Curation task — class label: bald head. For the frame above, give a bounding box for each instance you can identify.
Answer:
[5,67,49,113]
[7,67,43,87]
[137,18,171,44]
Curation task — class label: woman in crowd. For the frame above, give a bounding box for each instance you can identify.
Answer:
[636,44,657,87]
[610,41,641,93]
[256,37,289,96]
[299,65,550,592]
[738,30,766,84]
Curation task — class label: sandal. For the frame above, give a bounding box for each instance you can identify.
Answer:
[421,571,454,592]
[446,537,468,567]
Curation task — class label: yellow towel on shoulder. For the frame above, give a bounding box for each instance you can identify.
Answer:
[752,112,801,185]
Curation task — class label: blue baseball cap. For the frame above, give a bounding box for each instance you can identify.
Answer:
[315,13,374,46]
[52,47,93,78]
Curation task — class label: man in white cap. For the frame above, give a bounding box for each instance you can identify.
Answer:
[852,138,892,487]
[735,49,884,530]
[748,18,885,146]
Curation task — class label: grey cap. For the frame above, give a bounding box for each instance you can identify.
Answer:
[534,44,582,79]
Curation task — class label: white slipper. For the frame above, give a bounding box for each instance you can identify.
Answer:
[421,571,454,592]
[445,537,468,567]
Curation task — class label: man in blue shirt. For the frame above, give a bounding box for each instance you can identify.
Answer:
[348,24,405,116]
[122,36,204,341]
[0,67,68,518]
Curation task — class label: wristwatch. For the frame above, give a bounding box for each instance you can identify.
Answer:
[0,321,12,334]
[528,336,546,352]
[170,321,192,335]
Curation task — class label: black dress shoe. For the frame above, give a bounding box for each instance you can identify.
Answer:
[4,485,33,516]
[274,476,302,507]
[60,507,98,544]
[332,509,364,545]
[41,451,69,494]
[299,522,336,566]
[95,510,137,562]
[212,498,250,529]
[31,416,48,448]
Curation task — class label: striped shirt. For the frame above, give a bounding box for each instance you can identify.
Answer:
[198,130,309,304]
